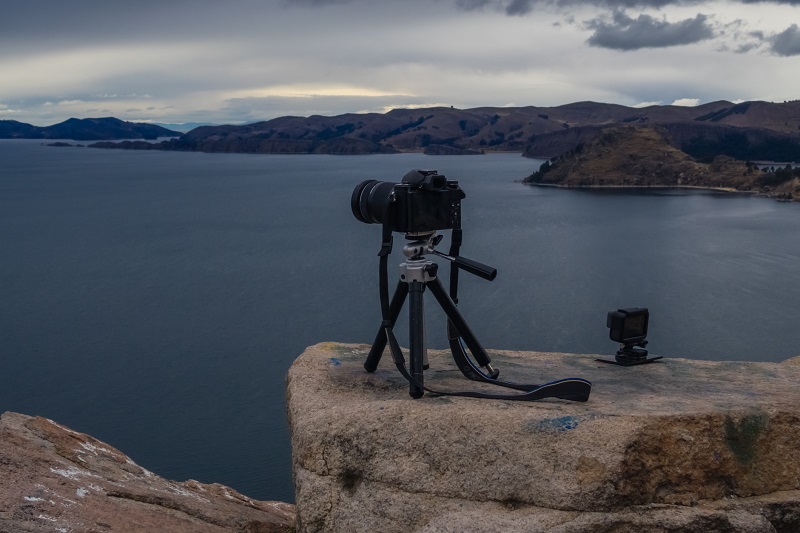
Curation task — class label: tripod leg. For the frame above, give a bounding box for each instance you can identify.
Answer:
[364,281,409,372]
[427,277,493,368]
[408,281,425,399]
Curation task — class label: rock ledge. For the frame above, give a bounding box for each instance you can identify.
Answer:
[288,342,800,532]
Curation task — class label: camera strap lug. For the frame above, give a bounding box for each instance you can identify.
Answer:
[379,230,393,258]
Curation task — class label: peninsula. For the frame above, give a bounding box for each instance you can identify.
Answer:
[522,125,800,201]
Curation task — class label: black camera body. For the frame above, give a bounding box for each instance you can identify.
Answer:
[351,170,465,235]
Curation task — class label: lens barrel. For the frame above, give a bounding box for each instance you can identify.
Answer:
[351,180,396,225]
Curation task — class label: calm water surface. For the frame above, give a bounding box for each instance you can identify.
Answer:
[2,140,799,502]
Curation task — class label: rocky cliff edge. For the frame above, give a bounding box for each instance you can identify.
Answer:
[0,412,295,532]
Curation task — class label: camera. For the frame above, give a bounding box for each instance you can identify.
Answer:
[599,307,662,366]
[351,169,465,235]
[607,308,649,345]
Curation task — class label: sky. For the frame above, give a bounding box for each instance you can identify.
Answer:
[1,0,799,126]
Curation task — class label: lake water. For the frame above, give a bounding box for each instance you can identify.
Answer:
[2,140,799,502]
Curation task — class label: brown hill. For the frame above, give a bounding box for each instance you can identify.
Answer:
[523,124,800,200]
[1,117,180,140]
[523,121,800,161]
[89,100,800,159]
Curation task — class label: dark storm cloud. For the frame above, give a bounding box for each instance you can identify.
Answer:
[586,11,715,50]
[740,0,800,4]
[454,0,679,12]
[0,1,197,38]
[0,1,337,51]
[455,0,493,9]
[505,0,536,15]
[454,0,800,11]
[731,25,800,55]
[280,0,352,6]
[768,24,800,55]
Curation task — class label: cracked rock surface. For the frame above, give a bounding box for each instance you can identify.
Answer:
[0,412,295,532]
[288,342,800,533]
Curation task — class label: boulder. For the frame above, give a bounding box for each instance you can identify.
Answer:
[287,342,800,532]
[0,412,295,532]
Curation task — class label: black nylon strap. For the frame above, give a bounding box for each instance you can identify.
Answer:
[379,219,394,326]
[449,228,462,303]
[385,325,590,401]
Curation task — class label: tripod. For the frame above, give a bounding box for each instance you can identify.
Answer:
[364,231,592,402]
[364,233,498,398]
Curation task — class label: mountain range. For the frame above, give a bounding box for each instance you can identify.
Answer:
[84,100,800,161]
[5,101,800,163]
[0,117,180,141]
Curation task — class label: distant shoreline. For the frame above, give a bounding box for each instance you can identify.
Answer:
[525,182,798,201]
[524,182,751,194]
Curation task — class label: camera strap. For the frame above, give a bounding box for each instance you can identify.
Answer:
[377,220,591,402]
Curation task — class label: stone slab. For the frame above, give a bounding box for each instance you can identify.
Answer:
[287,342,800,532]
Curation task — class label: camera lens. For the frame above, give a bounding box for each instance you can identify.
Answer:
[351,180,396,224]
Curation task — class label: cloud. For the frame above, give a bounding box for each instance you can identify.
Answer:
[454,0,800,12]
[0,103,20,116]
[586,11,715,50]
[735,42,762,53]
[505,0,536,15]
[740,0,800,4]
[671,98,701,106]
[734,24,800,56]
[219,94,433,123]
[454,0,680,11]
[768,24,800,55]
[280,0,352,6]
[570,0,683,7]
[455,0,493,9]
[2,0,800,125]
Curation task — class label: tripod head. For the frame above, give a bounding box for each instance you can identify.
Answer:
[402,232,497,281]
[401,233,442,259]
